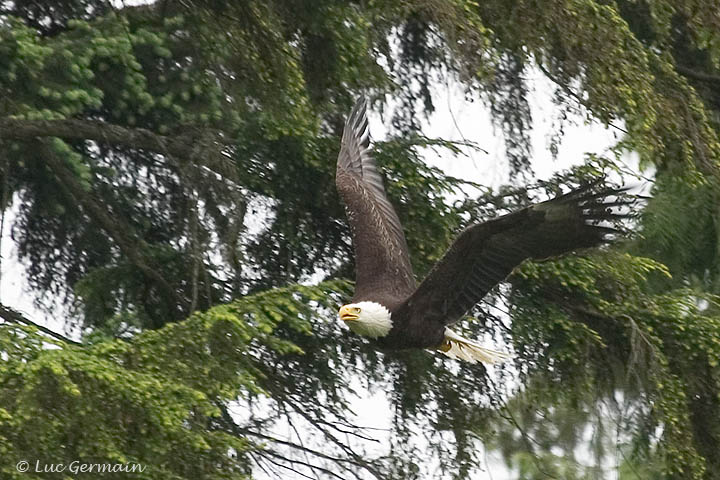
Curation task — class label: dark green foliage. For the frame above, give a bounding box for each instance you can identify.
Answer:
[0,281,351,479]
[1,0,720,479]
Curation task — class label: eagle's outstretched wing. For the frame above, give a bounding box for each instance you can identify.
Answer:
[336,98,416,300]
[394,183,631,326]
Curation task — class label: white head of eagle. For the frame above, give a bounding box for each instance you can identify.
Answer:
[338,302,392,339]
[333,97,633,363]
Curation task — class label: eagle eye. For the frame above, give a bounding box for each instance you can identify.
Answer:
[353,307,361,313]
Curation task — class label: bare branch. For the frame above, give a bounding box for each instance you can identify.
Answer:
[254,450,348,480]
[217,404,371,480]
[280,397,387,480]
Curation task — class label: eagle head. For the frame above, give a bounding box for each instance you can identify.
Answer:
[338,301,393,339]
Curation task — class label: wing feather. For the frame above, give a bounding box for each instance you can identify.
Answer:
[336,98,415,301]
[395,183,634,326]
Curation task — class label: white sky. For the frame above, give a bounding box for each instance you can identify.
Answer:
[0,68,643,479]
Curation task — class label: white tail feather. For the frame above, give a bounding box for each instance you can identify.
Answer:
[437,328,512,364]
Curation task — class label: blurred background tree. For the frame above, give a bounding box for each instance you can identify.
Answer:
[0,0,719,478]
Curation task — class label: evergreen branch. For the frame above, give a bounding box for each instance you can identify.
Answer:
[676,65,720,85]
[0,147,8,290]
[535,63,629,135]
[0,117,224,167]
[0,303,81,345]
[486,376,558,479]
[39,141,189,317]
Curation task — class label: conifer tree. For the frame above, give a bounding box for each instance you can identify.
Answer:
[1,1,719,478]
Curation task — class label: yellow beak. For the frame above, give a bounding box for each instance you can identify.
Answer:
[339,305,359,321]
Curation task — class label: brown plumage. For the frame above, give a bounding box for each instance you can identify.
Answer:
[335,97,632,363]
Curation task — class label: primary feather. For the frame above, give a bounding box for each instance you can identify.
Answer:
[335,97,635,363]
[335,98,416,303]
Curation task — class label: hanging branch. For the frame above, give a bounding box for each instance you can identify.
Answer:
[40,142,189,316]
[216,403,382,480]
[0,145,8,295]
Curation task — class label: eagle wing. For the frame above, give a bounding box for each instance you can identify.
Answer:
[394,183,630,326]
[336,98,415,300]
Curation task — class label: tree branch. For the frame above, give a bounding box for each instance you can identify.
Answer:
[0,117,244,197]
[0,117,220,164]
[216,404,372,480]
[39,141,189,317]
[279,396,387,480]
[0,303,82,345]
[535,63,629,135]
[253,450,347,480]
[676,65,720,85]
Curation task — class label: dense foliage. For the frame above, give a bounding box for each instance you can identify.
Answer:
[1,0,720,478]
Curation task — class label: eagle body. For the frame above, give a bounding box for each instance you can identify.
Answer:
[343,300,446,350]
[335,98,630,363]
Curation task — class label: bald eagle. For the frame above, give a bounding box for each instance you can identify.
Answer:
[336,98,628,363]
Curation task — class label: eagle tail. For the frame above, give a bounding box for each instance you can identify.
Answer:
[437,328,512,364]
